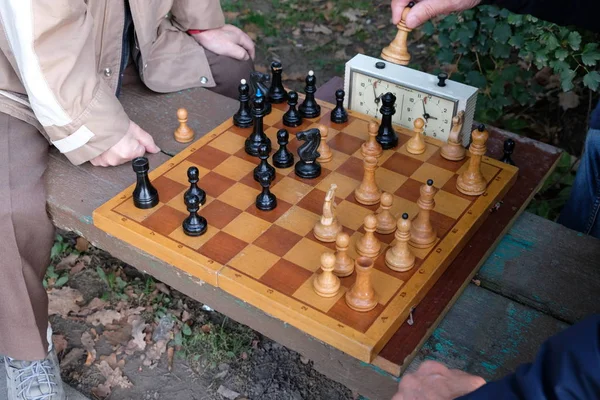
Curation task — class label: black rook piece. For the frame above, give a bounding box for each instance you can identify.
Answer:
[283,90,302,127]
[184,166,206,205]
[500,138,516,166]
[132,157,159,209]
[268,61,287,104]
[233,78,253,128]
[295,127,321,179]
[330,89,348,124]
[255,171,277,211]
[377,92,398,149]
[182,194,208,236]
[245,89,271,156]
[272,129,294,168]
[298,70,321,119]
[254,143,276,182]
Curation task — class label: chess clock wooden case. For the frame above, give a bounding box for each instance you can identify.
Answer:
[343,54,478,146]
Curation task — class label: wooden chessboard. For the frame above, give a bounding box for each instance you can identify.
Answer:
[93,99,518,363]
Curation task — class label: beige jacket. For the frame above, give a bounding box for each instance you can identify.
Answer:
[0,0,224,165]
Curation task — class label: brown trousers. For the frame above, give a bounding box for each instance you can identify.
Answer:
[0,51,253,361]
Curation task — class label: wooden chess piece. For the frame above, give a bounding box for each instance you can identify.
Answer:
[174,108,195,143]
[457,124,489,196]
[385,213,415,272]
[313,184,342,242]
[441,111,466,161]
[361,120,383,159]
[313,252,341,297]
[333,232,354,278]
[356,214,381,259]
[345,256,378,312]
[376,192,396,235]
[316,124,333,163]
[354,155,382,205]
[409,179,437,249]
[380,1,414,65]
[407,118,426,155]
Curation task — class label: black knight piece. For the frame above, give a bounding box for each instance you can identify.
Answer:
[249,71,272,115]
[500,138,516,166]
[233,78,253,128]
[256,170,277,211]
[254,143,276,182]
[330,89,348,124]
[283,90,302,127]
[182,194,208,236]
[245,89,271,156]
[184,166,206,205]
[295,127,321,179]
[268,61,287,104]
[272,128,294,168]
[298,70,321,119]
[132,157,159,209]
[377,92,398,149]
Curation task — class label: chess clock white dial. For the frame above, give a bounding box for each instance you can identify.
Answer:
[343,54,479,146]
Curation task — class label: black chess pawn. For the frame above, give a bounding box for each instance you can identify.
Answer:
[245,89,271,156]
[233,78,253,128]
[256,171,277,211]
[283,90,302,127]
[184,166,206,205]
[330,89,348,124]
[377,92,398,149]
[272,129,294,168]
[132,157,159,209]
[268,61,287,104]
[298,70,321,119]
[254,143,276,182]
[182,194,208,236]
[295,127,321,179]
[500,138,516,166]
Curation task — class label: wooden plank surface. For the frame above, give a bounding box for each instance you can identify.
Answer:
[44,78,595,399]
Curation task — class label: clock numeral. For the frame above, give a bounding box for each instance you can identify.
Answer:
[407,107,411,112]
[408,117,412,122]
[433,132,437,137]
[444,119,449,124]
[418,94,422,98]
[443,108,448,112]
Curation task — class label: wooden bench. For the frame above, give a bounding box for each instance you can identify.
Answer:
[46,77,600,400]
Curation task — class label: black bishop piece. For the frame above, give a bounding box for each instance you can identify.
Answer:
[245,88,271,157]
[254,143,276,182]
[298,70,320,119]
[272,129,294,168]
[500,138,516,166]
[184,166,206,206]
[377,92,398,149]
[283,90,302,127]
[233,78,253,128]
[267,61,287,104]
[132,157,159,209]
[330,89,348,124]
[182,194,207,237]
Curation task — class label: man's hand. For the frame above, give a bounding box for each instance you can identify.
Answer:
[392,0,482,28]
[90,121,160,167]
[191,24,255,61]
[391,360,486,400]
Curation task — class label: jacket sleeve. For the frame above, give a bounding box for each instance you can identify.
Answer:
[482,0,599,32]
[458,314,600,399]
[170,0,225,31]
[0,0,130,165]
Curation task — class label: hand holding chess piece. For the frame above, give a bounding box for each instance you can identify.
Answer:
[457,124,488,196]
[174,108,195,143]
[441,111,466,161]
[313,184,342,242]
[381,1,414,65]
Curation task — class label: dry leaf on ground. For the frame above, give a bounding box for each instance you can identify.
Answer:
[126,315,148,354]
[341,9,367,22]
[92,360,133,398]
[55,254,79,271]
[86,310,123,326]
[48,287,83,317]
[60,348,85,369]
[143,339,168,369]
[75,237,90,252]
[313,24,333,35]
[81,331,96,366]
[52,334,68,355]
[558,91,580,111]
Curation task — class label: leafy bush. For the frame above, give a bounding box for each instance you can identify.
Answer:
[421,6,600,126]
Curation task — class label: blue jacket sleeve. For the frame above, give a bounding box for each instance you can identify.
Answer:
[457,314,600,399]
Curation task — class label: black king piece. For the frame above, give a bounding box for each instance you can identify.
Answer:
[377,92,398,149]
[245,88,271,156]
[298,70,320,119]
[267,61,287,104]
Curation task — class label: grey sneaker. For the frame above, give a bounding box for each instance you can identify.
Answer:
[4,348,66,400]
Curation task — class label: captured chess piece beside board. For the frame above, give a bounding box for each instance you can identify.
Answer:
[93,58,519,363]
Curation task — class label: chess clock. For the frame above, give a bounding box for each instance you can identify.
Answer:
[343,53,478,146]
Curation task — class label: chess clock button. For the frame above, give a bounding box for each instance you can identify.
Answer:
[437,73,448,87]
[200,76,208,84]
[375,62,386,69]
